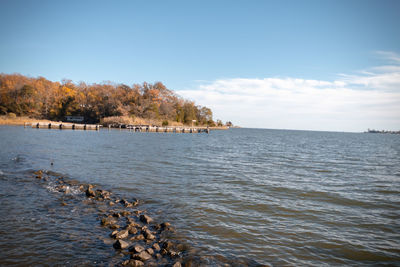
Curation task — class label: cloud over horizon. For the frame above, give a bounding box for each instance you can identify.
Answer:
[178,52,400,132]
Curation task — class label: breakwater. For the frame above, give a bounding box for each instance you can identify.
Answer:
[29,122,101,130]
[107,124,210,134]
[28,122,211,133]
[30,169,188,266]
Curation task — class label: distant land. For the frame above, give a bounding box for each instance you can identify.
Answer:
[0,73,233,127]
[365,129,400,134]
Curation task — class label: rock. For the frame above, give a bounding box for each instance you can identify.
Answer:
[115,229,129,239]
[86,187,95,197]
[155,253,162,260]
[61,202,67,206]
[143,229,155,240]
[113,239,129,249]
[135,234,145,241]
[109,201,115,206]
[169,250,179,258]
[122,260,144,266]
[96,189,111,199]
[101,216,117,226]
[130,245,145,253]
[139,214,153,224]
[128,227,138,235]
[162,241,173,250]
[110,224,120,229]
[160,222,171,229]
[110,230,119,237]
[121,211,131,217]
[34,170,43,179]
[172,262,182,267]
[146,248,154,255]
[152,243,160,251]
[132,251,152,261]
[113,212,121,218]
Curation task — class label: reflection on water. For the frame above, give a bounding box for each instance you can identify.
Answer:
[0,126,399,266]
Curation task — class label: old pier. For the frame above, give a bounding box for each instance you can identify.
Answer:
[27,122,210,133]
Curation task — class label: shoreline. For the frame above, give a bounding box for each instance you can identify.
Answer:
[0,116,229,130]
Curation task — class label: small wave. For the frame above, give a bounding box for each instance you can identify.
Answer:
[299,190,375,208]
[315,169,333,173]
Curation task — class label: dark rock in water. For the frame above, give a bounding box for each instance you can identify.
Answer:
[140,214,153,224]
[96,189,111,199]
[113,212,121,218]
[113,229,129,239]
[110,230,118,237]
[162,241,173,250]
[128,227,138,235]
[134,234,145,241]
[143,229,155,240]
[86,187,95,197]
[121,211,131,217]
[160,222,171,229]
[152,243,160,251]
[130,245,145,253]
[101,216,117,226]
[155,253,162,260]
[168,250,179,258]
[113,239,130,249]
[132,251,152,261]
[110,224,120,229]
[146,247,154,255]
[34,170,43,179]
[132,199,139,206]
[122,259,144,266]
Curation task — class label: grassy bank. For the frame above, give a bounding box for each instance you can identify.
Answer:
[0,115,52,126]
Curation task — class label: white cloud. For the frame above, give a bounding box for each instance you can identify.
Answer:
[177,52,400,132]
[375,51,400,63]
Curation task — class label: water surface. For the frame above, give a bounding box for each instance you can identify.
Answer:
[0,126,399,266]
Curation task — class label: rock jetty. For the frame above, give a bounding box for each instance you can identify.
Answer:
[31,169,190,267]
[30,169,268,267]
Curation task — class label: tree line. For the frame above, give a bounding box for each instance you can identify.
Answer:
[0,73,225,126]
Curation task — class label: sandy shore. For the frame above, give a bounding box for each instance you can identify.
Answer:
[0,116,52,126]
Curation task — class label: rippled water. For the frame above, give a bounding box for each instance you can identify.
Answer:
[0,126,399,266]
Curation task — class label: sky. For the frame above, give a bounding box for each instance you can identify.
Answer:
[0,0,399,132]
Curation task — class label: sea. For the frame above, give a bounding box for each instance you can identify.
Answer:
[0,125,399,266]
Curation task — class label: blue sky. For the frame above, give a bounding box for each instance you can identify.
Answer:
[1,0,399,131]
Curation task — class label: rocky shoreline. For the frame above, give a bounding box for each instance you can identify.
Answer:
[32,170,194,267]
